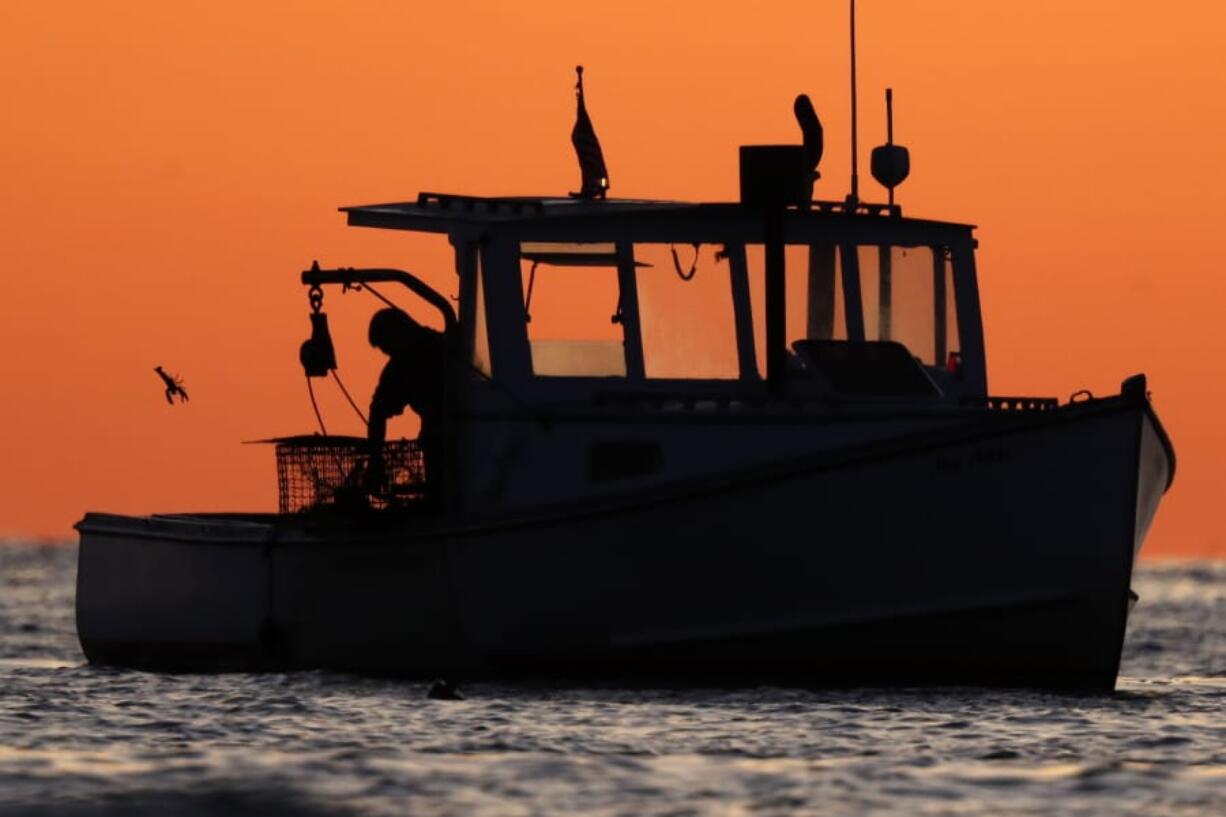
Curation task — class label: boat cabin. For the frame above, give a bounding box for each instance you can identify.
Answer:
[343,193,983,395]
[302,193,988,515]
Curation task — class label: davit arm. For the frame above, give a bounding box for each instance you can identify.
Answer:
[300,261,458,333]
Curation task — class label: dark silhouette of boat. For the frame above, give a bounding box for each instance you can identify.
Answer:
[75,70,1174,692]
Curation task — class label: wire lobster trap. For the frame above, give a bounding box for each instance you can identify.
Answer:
[271,435,426,513]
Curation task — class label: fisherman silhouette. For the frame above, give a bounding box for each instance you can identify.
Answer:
[154,366,189,405]
[364,308,448,496]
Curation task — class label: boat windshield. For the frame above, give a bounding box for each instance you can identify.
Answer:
[746,243,958,373]
[857,245,959,367]
[487,238,962,382]
[635,243,740,379]
[520,245,626,377]
[747,244,850,377]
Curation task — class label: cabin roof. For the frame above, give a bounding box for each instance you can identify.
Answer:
[343,194,687,226]
[340,192,976,245]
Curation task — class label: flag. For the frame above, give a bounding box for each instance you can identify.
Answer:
[571,66,609,199]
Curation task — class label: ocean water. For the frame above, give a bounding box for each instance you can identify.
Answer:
[0,543,1222,816]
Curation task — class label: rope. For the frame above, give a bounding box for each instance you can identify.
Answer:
[358,281,400,311]
[331,370,369,426]
[306,375,328,436]
[306,374,363,497]
[671,243,701,281]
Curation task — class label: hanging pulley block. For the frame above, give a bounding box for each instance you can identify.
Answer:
[299,311,337,377]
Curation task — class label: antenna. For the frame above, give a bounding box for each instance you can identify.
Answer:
[849,0,859,206]
[886,87,894,144]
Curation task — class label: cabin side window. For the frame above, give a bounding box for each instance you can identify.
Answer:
[471,258,492,376]
[858,246,959,367]
[747,243,849,376]
[634,243,740,380]
[519,243,627,378]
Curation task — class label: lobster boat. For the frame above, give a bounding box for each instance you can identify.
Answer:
[75,67,1174,691]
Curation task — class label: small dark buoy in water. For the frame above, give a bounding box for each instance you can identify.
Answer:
[426,679,463,700]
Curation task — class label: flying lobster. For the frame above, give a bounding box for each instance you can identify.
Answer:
[154,366,189,405]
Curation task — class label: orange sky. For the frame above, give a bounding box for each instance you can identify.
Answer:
[1,2,1224,557]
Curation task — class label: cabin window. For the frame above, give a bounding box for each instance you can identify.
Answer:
[747,243,849,376]
[471,259,492,376]
[940,250,959,366]
[519,243,627,377]
[858,246,959,366]
[633,243,740,379]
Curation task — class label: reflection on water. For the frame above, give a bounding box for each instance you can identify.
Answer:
[0,545,1222,816]
[0,658,76,670]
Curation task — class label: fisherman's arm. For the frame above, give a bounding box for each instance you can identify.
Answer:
[365,383,392,488]
[368,407,388,450]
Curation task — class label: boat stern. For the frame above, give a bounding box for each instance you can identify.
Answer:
[74,513,279,671]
